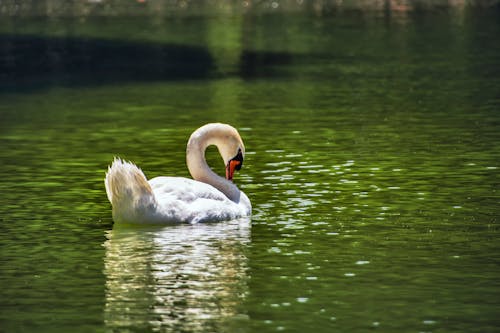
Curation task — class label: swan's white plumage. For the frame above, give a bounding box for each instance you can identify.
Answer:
[149,176,250,223]
[104,123,251,224]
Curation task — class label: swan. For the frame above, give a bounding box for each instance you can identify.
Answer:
[104,123,251,224]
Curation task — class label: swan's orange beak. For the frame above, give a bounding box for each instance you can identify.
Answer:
[226,148,244,181]
[226,159,241,181]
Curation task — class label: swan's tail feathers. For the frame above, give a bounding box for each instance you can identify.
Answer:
[104,157,154,207]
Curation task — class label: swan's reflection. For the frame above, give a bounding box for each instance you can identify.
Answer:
[103,219,251,332]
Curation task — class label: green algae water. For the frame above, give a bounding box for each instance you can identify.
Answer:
[1,3,499,333]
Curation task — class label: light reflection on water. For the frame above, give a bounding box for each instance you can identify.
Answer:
[104,219,251,332]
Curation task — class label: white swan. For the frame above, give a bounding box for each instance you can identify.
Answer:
[104,123,251,224]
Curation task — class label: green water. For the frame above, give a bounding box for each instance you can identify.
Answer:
[1,4,500,333]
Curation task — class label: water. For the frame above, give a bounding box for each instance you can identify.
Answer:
[1,3,500,333]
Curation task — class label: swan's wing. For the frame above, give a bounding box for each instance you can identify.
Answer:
[149,176,230,203]
[148,176,243,223]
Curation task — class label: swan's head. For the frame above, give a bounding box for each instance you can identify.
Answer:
[213,124,245,181]
[187,123,246,182]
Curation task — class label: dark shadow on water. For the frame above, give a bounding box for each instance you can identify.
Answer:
[0,34,302,92]
[0,35,215,92]
[0,34,306,93]
[239,50,294,79]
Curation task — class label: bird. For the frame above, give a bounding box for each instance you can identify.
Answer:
[104,123,251,224]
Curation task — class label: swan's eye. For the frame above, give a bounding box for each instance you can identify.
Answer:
[226,149,244,181]
[233,148,244,170]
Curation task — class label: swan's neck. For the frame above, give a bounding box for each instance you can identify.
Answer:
[186,135,241,203]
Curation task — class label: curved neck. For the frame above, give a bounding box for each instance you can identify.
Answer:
[186,133,241,203]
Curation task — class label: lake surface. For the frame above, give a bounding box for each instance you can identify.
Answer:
[1,3,499,333]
